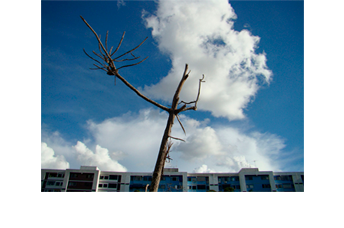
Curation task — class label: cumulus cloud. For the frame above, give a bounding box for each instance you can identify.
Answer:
[85,109,174,171]
[41,142,70,169]
[173,118,285,172]
[42,108,288,172]
[85,108,285,172]
[73,141,127,172]
[142,0,272,120]
[41,129,127,171]
[193,164,216,173]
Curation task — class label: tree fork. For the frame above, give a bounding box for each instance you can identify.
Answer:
[149,64,190,192]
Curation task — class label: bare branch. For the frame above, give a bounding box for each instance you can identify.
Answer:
[176,74,205,113]
[105,31,109,52]
[98,41,107,61]
[168,135,185,142]
[91,64,108,73]
[110,70,170,112]
[109,46,114,55]
[80,16,113,64]
[164,140,174,163]
[114,56,140,62]
[111,31,125,57]
[92,50,106,62]
[117,57,149,70]
[176,114,186,135]
[83,49,106,67]
[114,37,148,60]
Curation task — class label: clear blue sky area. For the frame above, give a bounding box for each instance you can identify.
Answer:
[41,0,304,172]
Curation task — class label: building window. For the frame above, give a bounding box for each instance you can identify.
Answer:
[275,175,292,181]
[100,176,104,179]
[192,186,196,190]
[104,176,109,180]
[143,176,152,181]
[159,185,165,189]
[131,176,142,181]
[282,184,293,189]
[172,177,178,181]
[246,184,254,189]
[245,176,253,181]
[276,184,282,189]
[57,173,64,178]
[262,184,271,188]
[234,185,240,190]
[68,182,77,187]
[197,185,206,190]
[109,175,118,180]
[231,177,239,181]
[260,175,269,180]
[48,173,57,178]
[103,184,108,188]
[47,181,55,186]
[197,176,206,182]
[108,183,117,189]
[70,173,78,178]
[55,182,63,186]
[85,182,93,187]
[99,184,103,188]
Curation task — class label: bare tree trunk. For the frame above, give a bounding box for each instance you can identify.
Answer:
[149,64,190,192]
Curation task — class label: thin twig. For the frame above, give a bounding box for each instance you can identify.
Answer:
[80,16,113,63]
[168,135,185,142]
[114,37,148,60]
[176,114,186,135]
[111,31,125,56]
[117,57,148,70]
[109,46,114,55]
[177,74,205,113]
[114,56,140,62]
[105,31,109,52]
[83,49,106,67]
[92,50,106,62]
[91,64,108,72]
[98,41,107,61]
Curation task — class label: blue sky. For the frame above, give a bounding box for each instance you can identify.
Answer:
[41,0,304,173]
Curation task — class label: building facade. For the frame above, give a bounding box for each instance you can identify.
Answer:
[41,166,304,192]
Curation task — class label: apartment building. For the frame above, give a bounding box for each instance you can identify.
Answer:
[41,166,304,192]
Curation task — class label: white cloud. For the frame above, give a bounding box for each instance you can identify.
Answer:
[85,108,285,172]
[193,164,216,173]
[42,108,288,172]
[41,142,70,169]
[73,141,127,172]
[142,0,272,120]
[41,129,127,172]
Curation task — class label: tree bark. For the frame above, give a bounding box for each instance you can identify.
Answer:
[149,64,190,192]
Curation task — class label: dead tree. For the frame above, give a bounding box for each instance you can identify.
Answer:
[80,16,205,192]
